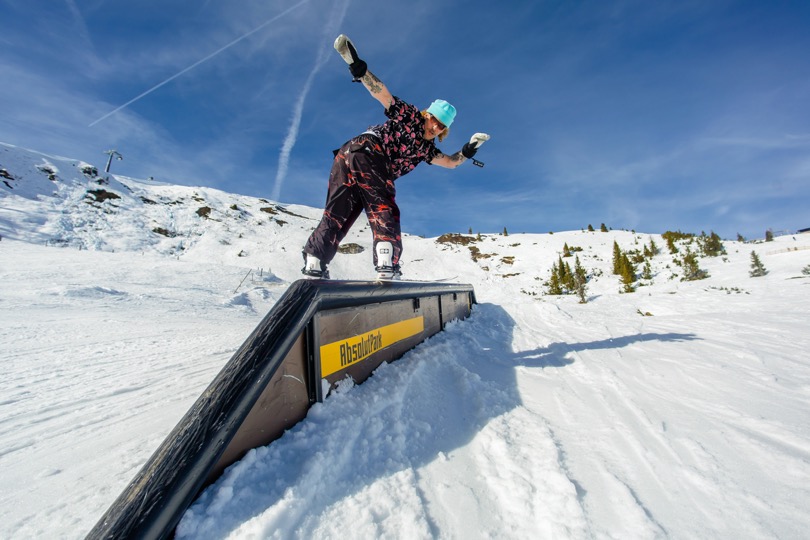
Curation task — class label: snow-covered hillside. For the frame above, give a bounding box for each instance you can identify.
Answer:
[2,142,809,539]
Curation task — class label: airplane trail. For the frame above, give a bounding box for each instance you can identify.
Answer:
[88,0,310,127]
[271,0,350,201]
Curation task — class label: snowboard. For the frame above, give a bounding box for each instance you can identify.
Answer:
[376,276,459,283]
[302,274,458,283]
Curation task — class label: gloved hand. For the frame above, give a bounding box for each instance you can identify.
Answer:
[334,34,367,81]
[461,133,490,159]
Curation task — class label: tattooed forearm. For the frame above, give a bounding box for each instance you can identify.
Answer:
[361,70,394,109]
[450,151,467,164]
[434,151,468,169]
[362,71,384,94]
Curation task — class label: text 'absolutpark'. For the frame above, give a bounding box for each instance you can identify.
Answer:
[319,316,425,377]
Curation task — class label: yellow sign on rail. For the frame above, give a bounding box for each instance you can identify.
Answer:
[319,316,425,377]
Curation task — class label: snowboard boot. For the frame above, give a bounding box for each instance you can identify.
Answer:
[302,252,329,279]
[374,242,401,280]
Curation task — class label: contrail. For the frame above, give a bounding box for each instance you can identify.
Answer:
[88,0,310,127]
[65,0,93,51]
[270,0,350,201]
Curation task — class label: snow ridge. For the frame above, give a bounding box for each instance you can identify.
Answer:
[2,142,810,539]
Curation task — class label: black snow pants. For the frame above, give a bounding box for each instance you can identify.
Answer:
[304,134,402,267]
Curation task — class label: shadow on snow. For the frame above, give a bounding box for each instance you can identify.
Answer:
[179,302,699,537]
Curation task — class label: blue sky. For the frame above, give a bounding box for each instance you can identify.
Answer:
[2,0,809,240]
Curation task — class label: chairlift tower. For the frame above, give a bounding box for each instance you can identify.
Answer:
[104,150,123,174]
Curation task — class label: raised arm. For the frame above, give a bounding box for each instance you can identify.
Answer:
[431,150,469,169]
[333,34,490,167]
[334,35,394,110]
[433,133,491,169]
[358,70,394,110]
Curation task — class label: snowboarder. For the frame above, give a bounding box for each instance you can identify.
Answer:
[302,35,490,280]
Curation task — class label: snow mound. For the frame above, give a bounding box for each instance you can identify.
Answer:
[2,141,810,539]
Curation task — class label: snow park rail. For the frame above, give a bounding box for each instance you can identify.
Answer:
[86,279,476,540]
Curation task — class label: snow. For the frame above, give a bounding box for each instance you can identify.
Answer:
[2,141,810,539]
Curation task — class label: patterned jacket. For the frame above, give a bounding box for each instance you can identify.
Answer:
[366,96,441,180]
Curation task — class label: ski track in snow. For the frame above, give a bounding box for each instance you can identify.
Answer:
[2,142,810,538]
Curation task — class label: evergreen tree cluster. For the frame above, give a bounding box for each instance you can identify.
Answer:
[678,248,710,281]
[547,255,588,302]
[612,241,637,293]
[541,229,736,300]
[643,237,659,259]
[562,243,583,257]
[662,230,693,254]
[609,237,660,292]
[661,229,724,281]
[698,231,726,257]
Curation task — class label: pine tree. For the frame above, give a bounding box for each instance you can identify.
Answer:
[556,256,569,292]
[612,241,623,275]
[600,223,608,232]
[574,256,588,303]
[563,243,572,257]
[587,224,595,232]
[574,255,587,284]
[620,253,636,293]
[563,259,576,292]
[642,260,653,281]
[749,251,768,277]
[547,261,563,295]
[681,249,709,281]
[664,234,678,254]
[547,272,562,295]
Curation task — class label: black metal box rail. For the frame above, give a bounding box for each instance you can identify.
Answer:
[87,279,475,540]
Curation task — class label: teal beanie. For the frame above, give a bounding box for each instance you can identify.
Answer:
[426,99,456,128]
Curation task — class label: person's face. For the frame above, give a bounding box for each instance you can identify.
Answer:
[424,113,447,140]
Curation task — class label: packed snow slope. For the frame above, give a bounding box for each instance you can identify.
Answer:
[2,142,810,539]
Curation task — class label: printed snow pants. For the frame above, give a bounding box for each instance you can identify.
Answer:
[304,134,402,267]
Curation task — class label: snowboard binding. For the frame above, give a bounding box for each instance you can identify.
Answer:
[374,241,401,280]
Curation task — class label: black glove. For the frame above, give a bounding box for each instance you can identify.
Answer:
[349,59,367,80]
[462,133,490,159]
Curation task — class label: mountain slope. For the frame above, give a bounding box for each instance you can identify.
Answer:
[2,142,810,539]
